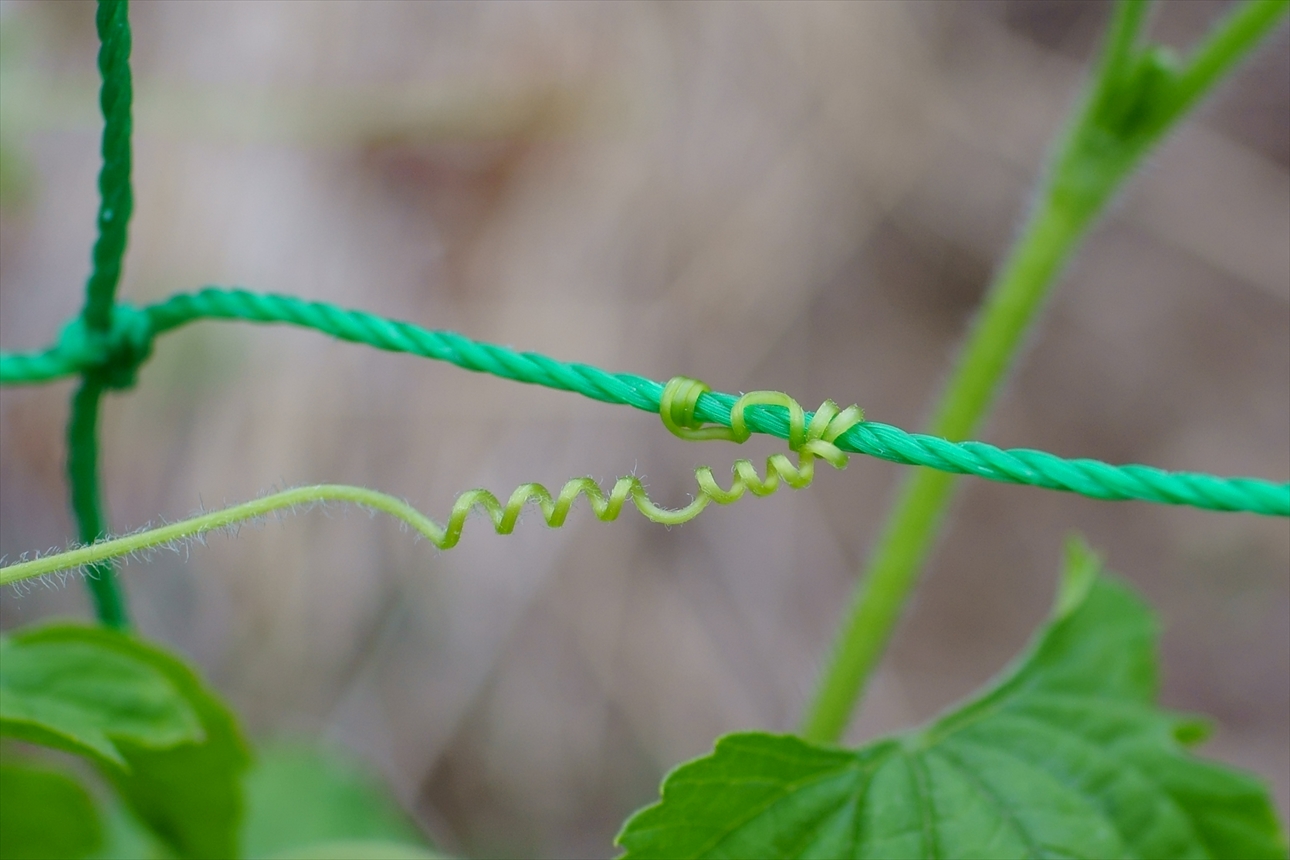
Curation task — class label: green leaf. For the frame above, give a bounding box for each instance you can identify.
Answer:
[1,625,250,859]
[241,743,428,859]
[0,631,204,766]
[616,541,1288,859]
[0,760,103,860]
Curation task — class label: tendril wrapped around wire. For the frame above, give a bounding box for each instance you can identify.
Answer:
[446,378,864,540]
[0,378,863,584]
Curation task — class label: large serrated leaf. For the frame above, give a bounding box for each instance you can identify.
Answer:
[616,541,1288,860]
[1,624,250,859]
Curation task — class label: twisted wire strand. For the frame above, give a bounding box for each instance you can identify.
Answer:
[1,287,1287,516]
[58,0,137,628]
[0,392,861,585]
[82,0,134,332]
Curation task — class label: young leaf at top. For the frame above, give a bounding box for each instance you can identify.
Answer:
[616,540,1288,859]
[0,760,104,860]
[0,624,251,860]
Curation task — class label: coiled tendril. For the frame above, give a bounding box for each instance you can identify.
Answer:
[452,378,863,540]
[0,379,863,585]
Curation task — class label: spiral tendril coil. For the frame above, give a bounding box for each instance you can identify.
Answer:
[432,378,864,547]
[1,380,863,583]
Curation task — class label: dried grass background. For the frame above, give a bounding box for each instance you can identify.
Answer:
[1,1,1287,857]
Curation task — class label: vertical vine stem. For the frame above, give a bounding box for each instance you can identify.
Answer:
[69,0,135,627]
[801,0,1289,744]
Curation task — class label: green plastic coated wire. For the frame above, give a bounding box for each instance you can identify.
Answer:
[55,0,137,628]
[2,288,1287,517]
[67,379,127,625]
[83,0,134,336]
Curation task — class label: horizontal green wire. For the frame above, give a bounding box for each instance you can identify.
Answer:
[1,287,1286,516]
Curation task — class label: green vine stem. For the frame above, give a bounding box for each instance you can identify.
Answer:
[2,486,435,587]
[800,0,1290,745]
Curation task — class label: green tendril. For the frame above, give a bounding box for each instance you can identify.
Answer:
[1,386,863,587]
[659,376,741,441]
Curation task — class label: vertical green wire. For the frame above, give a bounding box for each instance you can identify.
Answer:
[67,379,127,627]
[68,0,134,627]
[82,0,134,331]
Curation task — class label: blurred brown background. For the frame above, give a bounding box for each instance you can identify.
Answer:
[1,1,1287,856]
